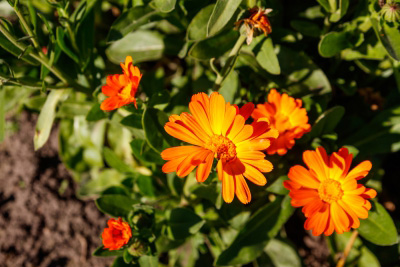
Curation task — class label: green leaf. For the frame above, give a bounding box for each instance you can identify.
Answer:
[56,27,79,63]
[267,176,289,195]
[106,30,164,64]
[104,147,135,173]
[207,0,242,37]
[187,5,215,41]
[167,208,205,240]
[138,255,158,267]
[112,256,138,267]
[358,201,398,246]
[151,0,176,13]
[309,106,345,139]
[290,20,321,38]
[219,70,239,103]
[123,249,134,264]
[78,169,126,196]
[0,86,4,143]
[107,6,158,43]
[93,246,124,257]
[189,30,239,60]
[86,103,107,121]
[136,175,156,197]
[319,31,352,58]
[370,17,400,61]
[142,107,175,153]
[330,0,349,22]
[130,139,165,165]
[95,194,137,217]
[358,246,380,267]
[34,90,68,150]
[215,196,295,266]
[256,38,281,75]
[263,239,301,267]
[341,106,400,155]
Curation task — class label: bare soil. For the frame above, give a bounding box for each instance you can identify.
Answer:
[0,112,112,267]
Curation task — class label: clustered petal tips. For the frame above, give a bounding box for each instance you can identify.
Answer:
[235,7,273,45]
[161,92,278,204]
[252,89,311,155]
[100,56,142,111]
[102,217,132,250]
[284,147,377,236]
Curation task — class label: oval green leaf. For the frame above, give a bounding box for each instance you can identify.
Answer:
[358,201,398,246]
[95,194,137,217]
[256,38,281,75]
[106,30,164,64]
[207,0,242,37]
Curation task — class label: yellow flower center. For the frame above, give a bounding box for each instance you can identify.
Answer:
[205,135,237,162]
[119,83,133,99]
[318,179,344,203]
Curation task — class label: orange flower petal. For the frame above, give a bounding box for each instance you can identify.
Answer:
[196,152,214,182]
[235,174,251,204]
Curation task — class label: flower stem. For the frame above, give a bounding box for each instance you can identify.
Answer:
[0,23,90,94]
[336,230,358,267]
[14,5,42,53]
[213,34,247,90]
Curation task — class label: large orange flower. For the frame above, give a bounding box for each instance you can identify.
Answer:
[284,147,377,236]
[161,92,278,204]
[252,89,311,155]
[102,217,132,250]
[100,56,142,111]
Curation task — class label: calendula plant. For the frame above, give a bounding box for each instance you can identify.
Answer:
[1,0,399,266]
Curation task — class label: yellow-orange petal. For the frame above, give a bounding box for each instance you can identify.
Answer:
[345,160,372,180]
[222,170,235,203]
[165,122,204,147]
[243,163,267,186]
[209,92,226,135]
[235,174,251,204]
[287,165,319,189]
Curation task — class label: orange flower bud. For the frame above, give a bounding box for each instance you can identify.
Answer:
[101,217,132,250]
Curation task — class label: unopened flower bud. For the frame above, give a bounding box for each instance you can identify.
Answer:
[380,0,400,22]
[128,240,148,257]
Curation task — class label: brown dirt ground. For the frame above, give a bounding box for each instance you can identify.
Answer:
[0,112,112,267]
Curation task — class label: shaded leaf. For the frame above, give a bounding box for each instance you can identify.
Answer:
[215,196,294,266]
[107,6,159,42]
[309,106,345,139]
[104,147,135,173]
[96,194,137,217]
[93,246,124,257]
[189,30,239,60]
[167,208,205,240]
[152,0,176,13]
[187,5,215,41]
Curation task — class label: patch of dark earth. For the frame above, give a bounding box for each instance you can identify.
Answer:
[0,112,112,267]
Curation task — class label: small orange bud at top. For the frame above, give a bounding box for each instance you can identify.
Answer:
[235,7,273,45]
[102,217,132,250]
[42,46,48,55]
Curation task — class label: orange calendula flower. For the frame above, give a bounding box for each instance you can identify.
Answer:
[252,89,311,155]
[161,92,278,204]
[100,56,142,111]
[102,217,132,250]
[235,7,273,45]
[284,147,377,236]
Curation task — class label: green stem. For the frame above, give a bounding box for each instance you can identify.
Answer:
[14,6,42,53]
[213,34,247,90]
[0,23,90,94]
[0,74,73,90]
